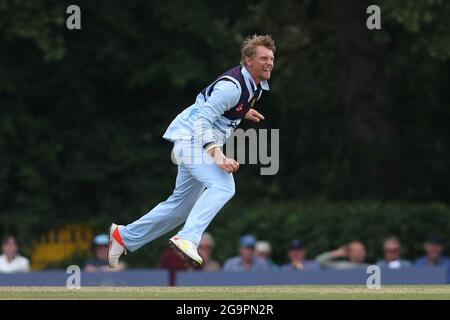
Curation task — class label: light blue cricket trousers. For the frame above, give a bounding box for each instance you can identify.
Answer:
[118,139,235,251]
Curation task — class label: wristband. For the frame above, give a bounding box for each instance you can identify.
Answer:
[205,143,218,154]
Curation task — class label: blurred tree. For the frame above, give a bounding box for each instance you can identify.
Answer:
[0,0,449,263]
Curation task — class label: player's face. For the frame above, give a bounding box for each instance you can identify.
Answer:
[245,46,274,83]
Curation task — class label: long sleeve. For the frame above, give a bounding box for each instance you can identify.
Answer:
[193,80,240,147]
[315,251,337,268]
[316,252,369,269]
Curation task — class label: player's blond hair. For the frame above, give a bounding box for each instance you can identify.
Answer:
[240,34,276,66]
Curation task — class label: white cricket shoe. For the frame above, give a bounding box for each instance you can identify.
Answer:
[169,236,203,266]
[108,223,126,268]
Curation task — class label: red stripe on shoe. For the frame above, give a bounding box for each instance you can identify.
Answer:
[113,226,125,247]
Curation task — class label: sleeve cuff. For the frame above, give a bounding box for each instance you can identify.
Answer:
[203,141,216,149]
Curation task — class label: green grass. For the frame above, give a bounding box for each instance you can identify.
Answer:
[0,285,449,300]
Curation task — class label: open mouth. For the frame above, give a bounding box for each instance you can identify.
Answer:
[262,68,271,77]
[262,65,272,74]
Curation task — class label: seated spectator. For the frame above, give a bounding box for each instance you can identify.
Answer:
[0,235,30,273]
[255,241,279,271]
[376,236,411,269]
[316,241,369,269]
[195,232,221,272]
[162,233,221,286]
[281,239,320,271]
[414,234,450,267]
[84,234,127,272]
[160,247,192,286]
[223,235,271,272]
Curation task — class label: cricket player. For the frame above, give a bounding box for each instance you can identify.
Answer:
[108,34,275,267]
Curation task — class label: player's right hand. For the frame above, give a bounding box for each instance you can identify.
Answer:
[218,158,240,173]
[210,149,240,173]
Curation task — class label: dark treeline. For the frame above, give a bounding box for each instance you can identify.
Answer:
[1,0,449,240]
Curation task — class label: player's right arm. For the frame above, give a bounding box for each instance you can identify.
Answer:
[194,80,240,173]
[207,146,239,173]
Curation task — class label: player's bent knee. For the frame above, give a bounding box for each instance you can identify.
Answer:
[219,182,235,200]
[207,182,235,202]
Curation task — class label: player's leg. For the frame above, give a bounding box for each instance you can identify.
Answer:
[169,161,234,266]
[117,165,205,252]
[108,165,204,268]
[108,157,205,268]
[167,140,235,266]
[108,139,208,268]
[175,155,235,246]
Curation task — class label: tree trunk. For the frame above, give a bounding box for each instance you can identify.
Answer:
[329,0,397,198]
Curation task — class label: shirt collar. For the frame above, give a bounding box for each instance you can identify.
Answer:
[241,66,270,92]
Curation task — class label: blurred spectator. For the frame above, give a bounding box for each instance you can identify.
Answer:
[281,240,320,271]
[316,241,369,269]
[162,233,221,285]
[160,247,192,286]
[255,241,280,271]
[195,232,220,271]
[223,235,271,271]
[84,234,127,272]
[414,234,450,267]
[255,241,279,270]
[376,236,411,269]
[0,235,30,273]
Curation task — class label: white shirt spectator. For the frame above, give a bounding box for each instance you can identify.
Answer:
[0,254,30,273]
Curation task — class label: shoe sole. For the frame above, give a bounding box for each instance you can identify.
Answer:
[107,223,114,268]
[169,239,202,267]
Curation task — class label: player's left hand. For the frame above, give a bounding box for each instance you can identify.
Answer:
[244,108,265,122]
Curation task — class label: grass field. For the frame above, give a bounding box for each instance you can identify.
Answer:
[0,285,449,300]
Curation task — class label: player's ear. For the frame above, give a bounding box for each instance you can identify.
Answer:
[244,55,252,67]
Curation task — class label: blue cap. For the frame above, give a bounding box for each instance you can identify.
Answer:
[93,234,109,246]
[239,235,256,248]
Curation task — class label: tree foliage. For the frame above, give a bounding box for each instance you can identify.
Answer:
[1,0,449,255]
